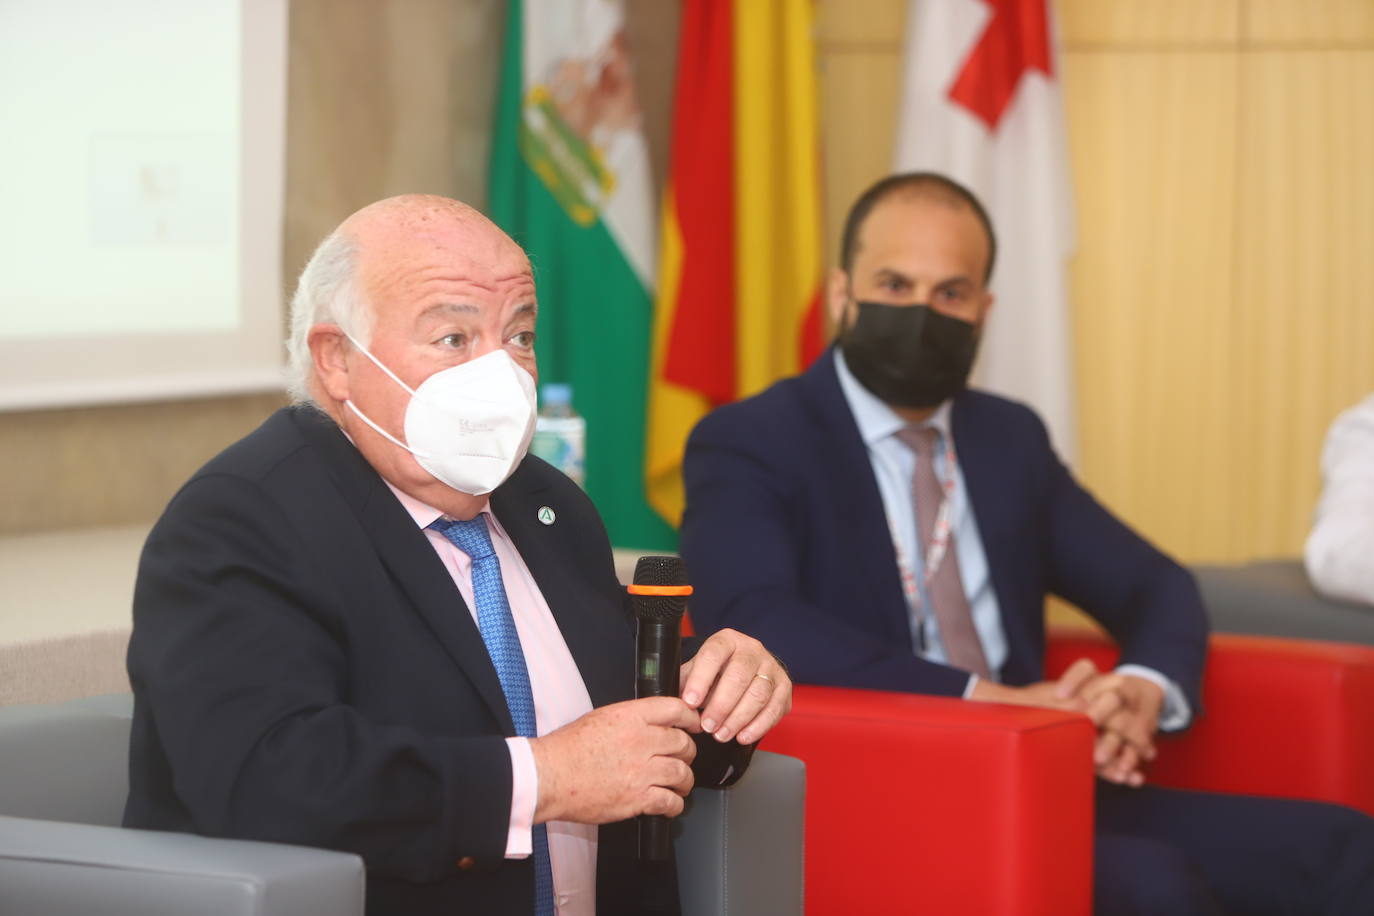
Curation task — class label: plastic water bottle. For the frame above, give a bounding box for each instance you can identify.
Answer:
[530,382,586,488]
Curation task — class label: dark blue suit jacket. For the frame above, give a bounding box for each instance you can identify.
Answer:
[125,406,744,915]
[681,350,1208,712]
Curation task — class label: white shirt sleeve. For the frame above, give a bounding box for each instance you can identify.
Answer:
[1305,394,1374,608]
[962,674,978,699]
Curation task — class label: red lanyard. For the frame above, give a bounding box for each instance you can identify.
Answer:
[890,438,958,620]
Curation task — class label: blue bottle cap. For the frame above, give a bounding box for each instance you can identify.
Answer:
[541,382,573,406]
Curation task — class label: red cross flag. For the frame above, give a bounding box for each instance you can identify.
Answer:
[894,0,1077,458]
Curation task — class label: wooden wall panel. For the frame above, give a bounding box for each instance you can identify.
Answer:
[1231,50,1374,557]
[9,0,1373,564]
[1059,0,1240,46]
[817,0,907,45]
[283,0,502,290]
[817,48,905,275]
[624,0,682,193]
[1245,0,1374,44]
[1062,51,1240,560]
[0,394,285,533]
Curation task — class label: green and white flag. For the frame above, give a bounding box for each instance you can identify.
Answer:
[489,0,673,550]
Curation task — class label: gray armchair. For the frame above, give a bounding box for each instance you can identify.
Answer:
[1193,559,1374,646]
[0,694,804,915]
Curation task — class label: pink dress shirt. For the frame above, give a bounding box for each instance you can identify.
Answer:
[386,483,597,916]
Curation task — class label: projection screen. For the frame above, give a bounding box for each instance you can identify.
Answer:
[0,0,287,410]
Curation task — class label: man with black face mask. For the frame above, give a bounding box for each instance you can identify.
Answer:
[680,172,1374,914]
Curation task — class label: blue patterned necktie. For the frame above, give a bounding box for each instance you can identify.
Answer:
[430,514,554,916]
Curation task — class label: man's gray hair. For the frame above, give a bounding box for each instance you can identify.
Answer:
[285,229,373,404]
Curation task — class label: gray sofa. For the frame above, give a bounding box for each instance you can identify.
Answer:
[1193,559,1374,646]
[0,693,804,915]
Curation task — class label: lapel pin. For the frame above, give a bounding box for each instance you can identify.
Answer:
[537,506,556,526]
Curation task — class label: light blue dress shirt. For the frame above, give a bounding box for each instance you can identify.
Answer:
[834,351,1190,727]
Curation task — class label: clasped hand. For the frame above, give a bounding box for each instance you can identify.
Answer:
[972,659,1164,787]
[1054,659,1165,786]
[529,628,792,825]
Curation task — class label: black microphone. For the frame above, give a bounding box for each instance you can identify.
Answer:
[629,555,691,862]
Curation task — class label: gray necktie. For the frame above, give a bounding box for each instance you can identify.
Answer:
[897,426,992,679]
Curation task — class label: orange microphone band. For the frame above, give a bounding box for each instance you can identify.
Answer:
[626,584,694,597]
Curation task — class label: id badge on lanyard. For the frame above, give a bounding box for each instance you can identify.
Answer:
[890,438,958,652]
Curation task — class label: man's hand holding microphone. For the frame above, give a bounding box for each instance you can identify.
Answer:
[528,556,792,850]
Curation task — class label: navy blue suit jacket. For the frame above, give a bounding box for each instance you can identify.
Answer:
[681,350,1208,711]
[124,406,742,915]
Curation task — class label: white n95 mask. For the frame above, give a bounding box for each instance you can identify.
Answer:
[343,340,537,496]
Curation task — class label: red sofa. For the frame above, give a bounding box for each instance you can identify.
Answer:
[1046,629,1374,816]
[759,629,1374,916]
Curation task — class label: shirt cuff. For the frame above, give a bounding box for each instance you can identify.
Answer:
[504,737,537,858]
[962,674,979,699]
[1115,664,1192,732]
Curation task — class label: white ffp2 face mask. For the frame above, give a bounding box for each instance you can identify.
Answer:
[343,340,537,496]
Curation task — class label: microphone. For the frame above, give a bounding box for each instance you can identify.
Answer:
[628,555,692,862]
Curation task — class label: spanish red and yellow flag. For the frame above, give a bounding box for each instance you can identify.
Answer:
[646,0,825,526]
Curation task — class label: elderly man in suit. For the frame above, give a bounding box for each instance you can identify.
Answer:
[680,172,1374,914]
[124,195,791,916]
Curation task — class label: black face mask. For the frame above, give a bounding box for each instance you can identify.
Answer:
[838,301,979,409]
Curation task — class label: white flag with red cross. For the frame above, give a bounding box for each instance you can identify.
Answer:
[894,0,1077,459]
